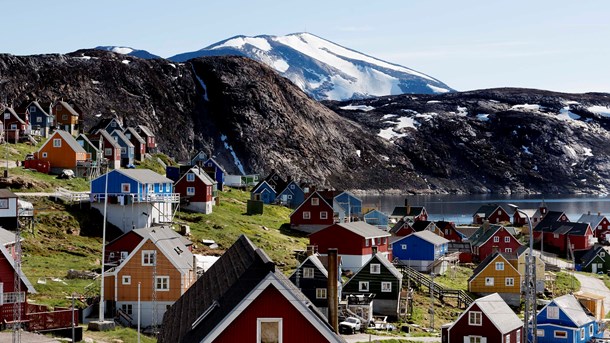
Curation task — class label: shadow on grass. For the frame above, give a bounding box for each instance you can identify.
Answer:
[279,223,309,238]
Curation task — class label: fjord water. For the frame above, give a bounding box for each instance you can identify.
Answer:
[360,194,610,224]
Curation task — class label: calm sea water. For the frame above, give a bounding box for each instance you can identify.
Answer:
[360,194,610,225]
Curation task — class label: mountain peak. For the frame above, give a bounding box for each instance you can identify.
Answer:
[95,46,161,60]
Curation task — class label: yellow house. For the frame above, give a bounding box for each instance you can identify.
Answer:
[468,252,522,306]
[509,246,545,292]
[104,226,196,327]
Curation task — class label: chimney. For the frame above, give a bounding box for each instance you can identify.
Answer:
[599,212,602,216]
[405,198,411,215]
[306,245,316,256]
[327,248,339,333]
[589,211,591,215]
[482,220,490,232]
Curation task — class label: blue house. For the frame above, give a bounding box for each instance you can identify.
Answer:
[533,294,603,343]
[276,180,305,208]
[364,209,389,230]
[334,191,362,220]
[250,181,276,204]
[392,230,449,274]
[109,130,135,167]
[90,169,178,232]
[190,151,208,167]
[203,158,226,191]
[24,101,54,137]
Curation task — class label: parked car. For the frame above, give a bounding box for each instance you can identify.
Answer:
[339,317,362,334]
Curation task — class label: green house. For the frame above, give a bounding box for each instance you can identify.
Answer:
[580,246,610,274]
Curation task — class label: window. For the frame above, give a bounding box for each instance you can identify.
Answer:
[3,112,9,120]
[320,211,327,220]
[111,121,116,127]
[105,148,112,156]
[382,237,387,245]
[10,124,16,130]
[468,311,482,326]
[113,137,119,142]
[62,114,68,120]
[30,106,36,113]
[122,276,131,285]
[36,117,42,123]
[381,282,392,292]
[505,248,512,253]
[590,324,594,336]
[121,147,126,155]
[505,277,514,286]
[554,330,567,338]
[316,288,327,299]
[485,277,494,286]
[311,198,319,206]
[359,281,369,292]
[186,173,195,182]
[495,262,504,270]
[504,236,510,243]
[121,183,130,193]
[599,263,603,269]
[42,152,47,158]
[303,211,311,220]
[580,328,585,340]
[370,264,381,274]
[290,184,295,189]
[445,229,450,235]
[547,306,559,319]
[516,329,521,343]
[303,267,314,278]
[602,252,606,257]
[187,187,195,195]
[257,318,282,343]
[287,195,292,200]
[469,338,482,343]
[142,250,155,266]
[505,334,510,343]
[401,244,407,250]
[121,304,133,315]
[536,329,544,337]
[498,210,502,215]
[365,239,370,247]
[494,236,500,243]
[155,276,169,291]
[53,138,62,147]
[554,233,559,239]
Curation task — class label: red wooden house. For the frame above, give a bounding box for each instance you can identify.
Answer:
[2,107,27,142]
[309,222,391,273]
[88,129,121,170]
[390,220,442,237]
[512,202,548,227]
[577,212,610,242]
[0,243,36,324]
[158,235,345,343]
[175,166,215,214]
[290,191,334,233]
[472,204,510,224]
[437,221,463,242]
[468,224,522,262]
[390,198,428,222]
[533,211,570,253]
[135,125,157,153]
[541,222,595,256]
[441,293,523,343]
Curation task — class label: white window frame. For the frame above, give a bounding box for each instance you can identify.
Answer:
[505,334,510,343]
[589,324,594,336]
[120,147,126,155]
[365,239,370,247]
[257,318,282,343]
[495,262,504,270]
[580,327,585,340]
[42,152,48,158]
[547,306,559,319]
[505,277,515,286]
[155,276,170,291]
[381,281,392,292]
[303,267,314,278]
[554,330,567,338]
[142,250,155,266]
[122,275,131,285]
[504,236,510,243]
[536,329,544,337]
[303,211,311,220]
[401,244,407,250]
[505,248,512,253]
[121,183,130,193]
[494,236,500,243]
[468,311,482,326]
[370,263,381,274]
[187,187,195,196]
[516,329,521,343]
[359,281,369,292]
[53,138,62,147]
[30,106,36,113]
[485,277,494,286]
[36,116,42,123]
[320,211,327,220]
[187,173,195,182]
[105,148,112,156]
[316,288,327,299]
[311,197,319,206]
[469,337,482,343]
[601,252,606,257]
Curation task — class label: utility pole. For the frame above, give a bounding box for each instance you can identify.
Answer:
[13,214,22,343]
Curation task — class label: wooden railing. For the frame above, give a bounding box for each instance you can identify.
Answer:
[393,259,473,308]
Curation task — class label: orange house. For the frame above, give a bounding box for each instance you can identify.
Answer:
[34,130,88,171]
[104,226,195,327]
[52,101,80,135]
[468,252,522,307]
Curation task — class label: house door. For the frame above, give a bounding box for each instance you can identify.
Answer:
[593,263,598,274]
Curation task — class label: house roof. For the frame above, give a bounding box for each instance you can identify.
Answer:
[98,129,122,149]
[348,253,402,282]
[178,166,215,186]
[290,191,333,219]
[115,168,173,184]
[159,234,345,343]
[472,204,502,218]
[469,224,504,247]
[334,222,390,239]
[391,206,424,218]
[546,294,595,327]
[131,226,193,272]
[291,254,328,278]
[468,252,517,282]
[390,219,408,235]
[551,221,590,236]
[111,130,135,148]
[204,158,227,173]
[516,209,538,218]
[26,101,51,117]
[410,230,449,245]
[579,245,605,267]
[411,220,435,232]
[41,130,87,154]
[0,227,21,246]
[137,124,154,137]
[454,226,479,239]
[535,211,567,232]
[577,214,606,230]
[252,180,275,194]
[467,293,522,334]
[4,107,25,124]
[0,189,17,198]
[0,243,36,294]
[56,101,79,116]
[76,134,99,151]
[89,118,120,134]
[124,127,146,144]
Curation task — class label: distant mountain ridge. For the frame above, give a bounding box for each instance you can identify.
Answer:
[95,46,161,60]
[97,33,453,101]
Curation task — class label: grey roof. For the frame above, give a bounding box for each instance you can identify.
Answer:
[0,243,36,294]
[124,127,146,144]
[137,125,154,137]
[0,189,17,198]
[76,134,99,151]
[454,226,479,239]
[57,101,79,116]
[0,227,19,246]
[98,129,122,149]
[50,130,87,154]
[204,158,227,173]
[336,222,390,239]
[293,254,328,278]
[116,169,173,184]
[371,253,402,280]
[28,101,51,117]
[577,214,606,229]
[132,226,192,272]
[548,294,595,326]
[111,130,135,148]
[4,107,25,124]
[471,293,522,334]
[411,230,450,246]
[180,166,215,186]
[473,204,504,218]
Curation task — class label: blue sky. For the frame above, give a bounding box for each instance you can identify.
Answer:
[4,1,609,93]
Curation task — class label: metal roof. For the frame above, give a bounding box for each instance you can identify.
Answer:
[472,293,523,334]
[115,168,173,184]
[548,294,596,326]
[336,221,390,239]
[98,129,121,149]
[111,129,135,147]
[411,230,450,245]
[124,127,146,144]
[132,226,192,273]
[577,214,606,229]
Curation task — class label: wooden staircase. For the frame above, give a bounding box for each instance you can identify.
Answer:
[394,259,473,309]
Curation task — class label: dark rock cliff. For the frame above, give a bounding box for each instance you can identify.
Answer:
[1,50,610,194]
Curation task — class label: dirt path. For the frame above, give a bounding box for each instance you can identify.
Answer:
[0,331,60,342]
[574,272,610,310]
[342,332,441,343]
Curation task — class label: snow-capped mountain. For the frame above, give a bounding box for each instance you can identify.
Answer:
[95,46,161,60]
[169,33,453,100]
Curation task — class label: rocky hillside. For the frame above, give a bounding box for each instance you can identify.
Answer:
[1,50,610,194]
